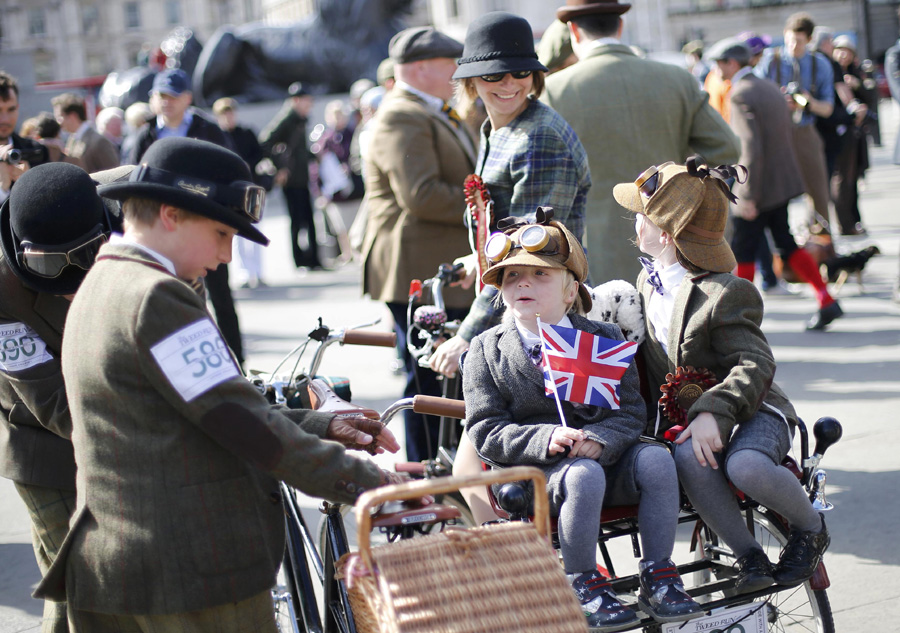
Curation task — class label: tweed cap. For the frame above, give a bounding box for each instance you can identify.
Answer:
[613,159,738,273]
[557,0,631,21]
[452,12,548,79]
[707,38,751,65]
[482,209,592,312]
[376,57,395,85]
[0,162,113,294]
[389,27,463,64]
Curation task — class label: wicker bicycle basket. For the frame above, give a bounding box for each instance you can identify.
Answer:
[335,467,588,633]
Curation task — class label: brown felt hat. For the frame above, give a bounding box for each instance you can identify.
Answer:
[613,160,737,273]
[557,0,631,22]
[481,210,592,312]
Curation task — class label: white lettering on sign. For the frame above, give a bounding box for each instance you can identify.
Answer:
[150,318,239,402]
[0,322,53,373]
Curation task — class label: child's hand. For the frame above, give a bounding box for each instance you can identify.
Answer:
[675,412,723,469]
[548,427,584,456]
[570,438,603,460]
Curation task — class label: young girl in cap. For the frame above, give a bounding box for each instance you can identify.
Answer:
[463,211,701,630]
[615,156,830,593]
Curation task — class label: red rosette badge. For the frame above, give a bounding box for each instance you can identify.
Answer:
[659,366,718,425]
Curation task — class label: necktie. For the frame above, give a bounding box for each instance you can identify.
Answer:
[639,257,665,295]
[442,103,461,128]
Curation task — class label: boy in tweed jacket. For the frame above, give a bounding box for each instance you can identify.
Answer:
[463,213,700,630]
[615,157,830,595]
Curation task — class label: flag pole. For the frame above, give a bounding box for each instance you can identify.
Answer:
[536,314,568,428]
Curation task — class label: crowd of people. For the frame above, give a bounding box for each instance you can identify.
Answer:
[0,0,889,630]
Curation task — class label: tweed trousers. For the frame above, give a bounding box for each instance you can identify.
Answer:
[14,482,76,633]
[67,590,278,633]
[790,125,831,229]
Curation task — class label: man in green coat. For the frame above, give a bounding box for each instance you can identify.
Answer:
[542,0,740,284]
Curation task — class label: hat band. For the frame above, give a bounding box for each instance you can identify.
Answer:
[130,165,265,223]
[682,224,724,239]
[458,50,539,65]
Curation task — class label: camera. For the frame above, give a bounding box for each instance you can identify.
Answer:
[784,82,809,109]
[2,147,44,166]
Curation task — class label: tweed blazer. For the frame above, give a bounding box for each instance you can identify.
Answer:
[637,268,798,440]
[361,89,476,308]
[542,44,740,285]
[37,243,383,615]
[0,255,75,490]
[729,72,805,213]
[464,314,645,476]
[65,126,120,174]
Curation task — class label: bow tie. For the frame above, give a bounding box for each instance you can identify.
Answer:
[529,343,543,365]
[639,257,665,295]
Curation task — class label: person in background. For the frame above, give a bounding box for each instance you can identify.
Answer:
[121,101,152,165]
[95,106,125,151]
[376,58,396,91]
[51,92,120,173]
[23,112,84,168]
[214,97,268,288]
[682,40,710,86]
[259,82,322,270]
[0,71,49,204]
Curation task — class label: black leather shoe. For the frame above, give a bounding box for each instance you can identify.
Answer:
[733,548,774,593]
[806,301,843,331]
[773,515,830,587]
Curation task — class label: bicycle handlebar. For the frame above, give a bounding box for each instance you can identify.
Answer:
[412,395,466,419]
[342,329,397,348]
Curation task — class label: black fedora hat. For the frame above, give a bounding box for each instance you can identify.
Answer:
[452,12,549,80]
[0,162,112,295]
[98,137,269,246]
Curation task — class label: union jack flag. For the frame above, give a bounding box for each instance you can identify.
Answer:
[540,323,638,410]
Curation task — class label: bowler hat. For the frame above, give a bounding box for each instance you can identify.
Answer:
[557,0,631,23]
[389,27,463,64]
[452,12,548,80]
[152,69,190,96]
[613,158,738,273]
[706,38,751,66]
[0,162,112,294]
[98,137,269,246]
[481,209,592,312]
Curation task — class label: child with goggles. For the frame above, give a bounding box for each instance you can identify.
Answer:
[615,157,830,594]
[463,214,701,630]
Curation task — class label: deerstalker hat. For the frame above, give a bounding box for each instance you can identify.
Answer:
[389,27,463,64]
[0,162,113,294]
[557,0,631,23]
[481,208,592,312]
[613,157,739,273]
[452,12,549,79]
[97,137,269,245]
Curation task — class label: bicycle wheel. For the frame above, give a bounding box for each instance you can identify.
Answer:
[692,508,835,633]
[317,491,476,556]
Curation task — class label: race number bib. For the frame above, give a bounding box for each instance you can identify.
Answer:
[151,318,239,402]
[0,322,53,373]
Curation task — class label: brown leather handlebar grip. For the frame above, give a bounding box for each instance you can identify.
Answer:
[341,329,397,348]
[412,395,466,419]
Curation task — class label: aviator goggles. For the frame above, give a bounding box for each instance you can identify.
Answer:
[485,225,560,263]
[480,70,533,82]
[129,164,266,223]
[634,161,674,199]
[17,224,108,279]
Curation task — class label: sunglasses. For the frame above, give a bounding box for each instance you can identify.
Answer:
[17,225,108,279]
[479,70,534,83]
[130,165,266,224]
[485,225,559,263]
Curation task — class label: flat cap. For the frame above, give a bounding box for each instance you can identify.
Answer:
[832,35,856,52]
[706,38,751,65]
[389,27,463,64]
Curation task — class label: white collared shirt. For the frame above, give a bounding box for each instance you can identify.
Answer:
[394,81,445,114]
[646,261,688,354]
[110,233,177,276]
[515,315,573,364]
[584,36,622,53]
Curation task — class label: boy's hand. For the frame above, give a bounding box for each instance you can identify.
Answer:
[675,412,723,469]
[327,414,400,454]
[570,438,603,460]
[548,427,584,456]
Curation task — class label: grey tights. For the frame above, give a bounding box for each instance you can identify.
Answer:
[674,441,822,558]
[557,446,680,573]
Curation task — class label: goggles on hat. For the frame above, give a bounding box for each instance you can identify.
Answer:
[480,70,533,82]
[634,161,674,199]
[484,225,559,263]
[16,224,108,279]
[130,164,266,223]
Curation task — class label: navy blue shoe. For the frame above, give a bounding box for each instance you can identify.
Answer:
[638,559,702,622]
[567,569,638,631]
